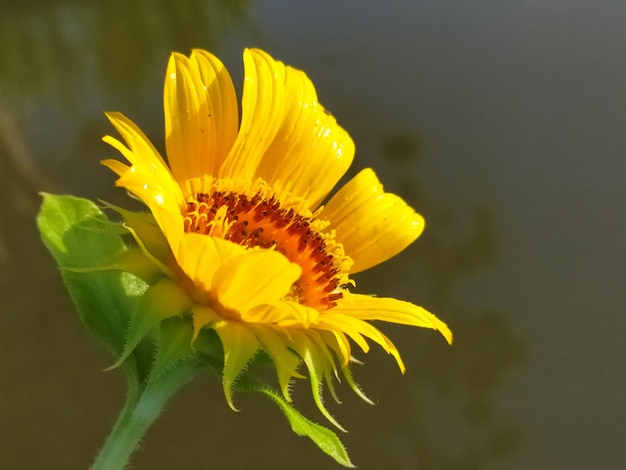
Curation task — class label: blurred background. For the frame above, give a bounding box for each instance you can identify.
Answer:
[1,1,624,468]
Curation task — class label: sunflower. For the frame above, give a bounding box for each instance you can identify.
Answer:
[102,48,451,427]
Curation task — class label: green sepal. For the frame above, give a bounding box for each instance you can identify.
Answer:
[341,364,374,405]
[237,378,354,468]
[253,327,305,402]
[192,328,225,369]
[214,322,260,411]
[290,331,346,432]
[148,316,200,385]
[36,194,148,373]
[100,201,171,263]
[107,278,192,371]
[110,248,165,285]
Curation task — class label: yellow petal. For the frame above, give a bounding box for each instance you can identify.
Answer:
[317,329,353,368]
[321,168,425,273]
[175,235,302,316]
[191,49,239,166]
[320,312,405,372]
[108,164,185,254]
[253,326,305,401]
[175,234,248,294]
[319,315,371,355]
[218,48,286,182]
[163,52,206,193]
[244,300,319,327]
[100,158,129,177]
[333,292,453,345]
[213,250,302,313]
[253,66,355,209]
[103,111,170,170]
[164,50,238,195]
[102,112,186,253]
[191,305,222,341]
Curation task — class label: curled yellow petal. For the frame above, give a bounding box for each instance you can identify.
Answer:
[102,112,186,252]
[219,48,286,182]
[244,301,319,328]
[253,65,354,209]
[175,233,247,295]
[164,50,238,194]
[321,168,425,273]
[213,250,302,313]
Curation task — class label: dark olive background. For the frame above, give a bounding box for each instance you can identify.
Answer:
[1,1,624,469]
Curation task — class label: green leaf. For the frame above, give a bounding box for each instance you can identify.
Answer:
[238,380,354,468]
[36,194,148,365]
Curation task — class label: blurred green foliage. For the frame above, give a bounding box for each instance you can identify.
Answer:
[0,0,251,104]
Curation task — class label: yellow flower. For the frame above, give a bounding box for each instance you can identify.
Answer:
[102,48,451,426]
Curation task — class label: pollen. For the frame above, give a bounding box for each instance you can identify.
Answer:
[183,191,346,310]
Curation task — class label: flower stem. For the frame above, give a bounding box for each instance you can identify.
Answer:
[91,363,201,470]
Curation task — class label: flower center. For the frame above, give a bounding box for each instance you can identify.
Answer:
[183,191,345,311]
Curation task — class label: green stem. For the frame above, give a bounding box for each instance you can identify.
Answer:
[91,363,201,470]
